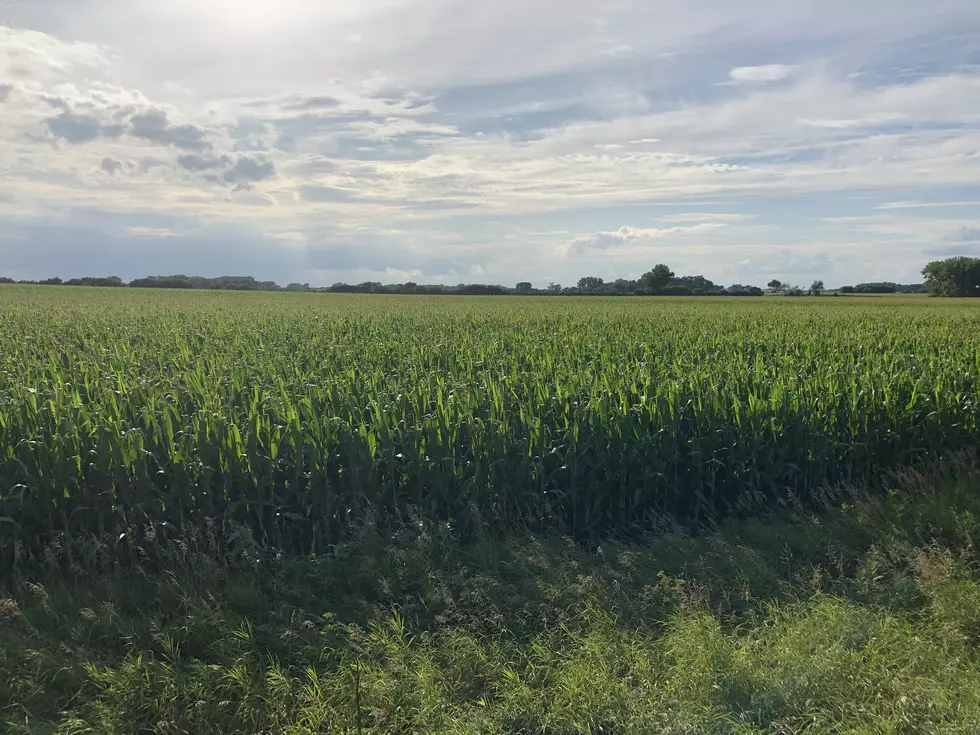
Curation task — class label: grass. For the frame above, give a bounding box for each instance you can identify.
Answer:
[3,454,980,733]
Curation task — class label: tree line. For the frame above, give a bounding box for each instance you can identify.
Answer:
[0,268,764,296]
[765,280,923,295]
[3,257,975,296]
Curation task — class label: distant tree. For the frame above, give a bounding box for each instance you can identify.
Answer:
[639,264,675,294]
[453,284,507,295]
[726,284,765,297]
[611,278,636,294]
[547,282,562,294]
[854,282,897,294]
[515,281,533,294]
[0,277,13,284]
[839,285,855,294]
[577,276,604,292]
[809,280,825,296]
[209,276,280,291]
[785,286,805,296]
[674,275,719,292]
[767,279,784,294]
[922,257,980,297]
[64,276,124,287]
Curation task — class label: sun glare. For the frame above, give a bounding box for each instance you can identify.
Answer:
[171,0,315,34]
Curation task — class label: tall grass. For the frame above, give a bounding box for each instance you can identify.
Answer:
[1,287,978,558]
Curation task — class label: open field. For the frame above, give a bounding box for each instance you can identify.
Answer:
[1,286,979,562]
[2,286,980,732]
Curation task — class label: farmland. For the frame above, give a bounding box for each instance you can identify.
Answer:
[1,287,979,557]
[2,287,980,733]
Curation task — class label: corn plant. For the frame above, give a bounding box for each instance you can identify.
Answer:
[1,287,978,561]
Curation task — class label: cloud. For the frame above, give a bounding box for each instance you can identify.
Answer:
[948,226,980,243]
[285,96,342,111]
[177,154,232,171]
[128,227,179,237]
[46,110,119,143]
[0,25,110,82]
[129,108,210,150]
[565,223,727,254]
[799,113,906,129]
[568,226,654,251]
[729,65,797,83]
[139,158,168,173]
[232,189,278,206]
[925,243,980,257]
[101,157,122,175]
[732,250,841,280]
[300,186,361,203]
[4,6,980,287]
[44,102,212,153]
[657,213,755,223]
[877,201,980,210]
[223,156,276,184]
[0,84,11,102]
[174,153,277,187]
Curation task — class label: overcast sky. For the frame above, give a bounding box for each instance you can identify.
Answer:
[2,1,980,287]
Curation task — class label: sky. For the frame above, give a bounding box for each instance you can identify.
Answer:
[2,1,980,288]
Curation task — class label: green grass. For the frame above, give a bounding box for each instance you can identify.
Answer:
[4,454,980,733]
[2,287,979,562]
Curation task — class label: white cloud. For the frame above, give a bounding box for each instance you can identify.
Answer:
[0,26,111,81]
[384,266,424,280]
[876,200,980,209]
[729,64,797,83]
[2,0,980,286]
[5,32,980,228]
[798,112,906,129]
[128,226,180,237]
[564,223,727,254]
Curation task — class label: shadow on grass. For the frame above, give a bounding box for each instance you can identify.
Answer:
[3,453,980,733]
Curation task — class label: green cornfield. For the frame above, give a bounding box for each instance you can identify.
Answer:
[1,287,978,559]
